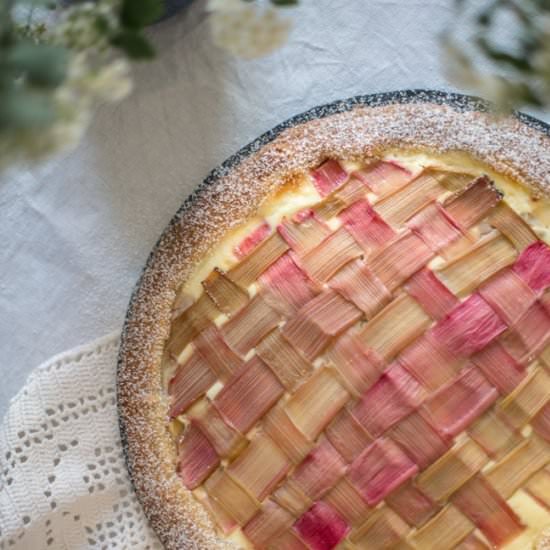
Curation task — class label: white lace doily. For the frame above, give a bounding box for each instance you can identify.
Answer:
[0,332,162,549]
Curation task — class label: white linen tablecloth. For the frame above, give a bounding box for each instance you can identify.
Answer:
[2,1,550,547]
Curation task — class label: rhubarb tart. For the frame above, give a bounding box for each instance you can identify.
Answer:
[118,91,550,549]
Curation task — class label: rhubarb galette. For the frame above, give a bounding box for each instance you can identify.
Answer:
[118,92,550,550]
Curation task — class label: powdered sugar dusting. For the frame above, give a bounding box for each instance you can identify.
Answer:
[117,91,550,549]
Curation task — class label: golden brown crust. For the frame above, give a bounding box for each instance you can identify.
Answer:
[117,98,550,549]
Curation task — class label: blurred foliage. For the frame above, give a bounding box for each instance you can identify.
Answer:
[8,0,547,168]
[1,2,66,132]
[445,0,550,109]
[0,0,160,144]
[115,0,162,58]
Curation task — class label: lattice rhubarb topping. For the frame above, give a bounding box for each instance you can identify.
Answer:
[165,157,550,549]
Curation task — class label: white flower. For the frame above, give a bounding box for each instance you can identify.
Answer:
[0,0,135,169]
[47,107,92,154]
[61,54,132,103]
[0,96,92,167]
[85,59,133,102]
[0,49,133,168]
[209,1,291,59]
[53,1,118,52]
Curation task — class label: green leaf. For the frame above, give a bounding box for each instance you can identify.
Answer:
[533,0,550,11]
[476,37,532,72]
[111,31,155,60]
[0,3,14,39]
[7,41,69,88]
[521,34,539,56]
[120,0,163,29]
[0,89,56,129]
[476,10,492,26]
[94,13,111,35]
[270,0,298,5]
